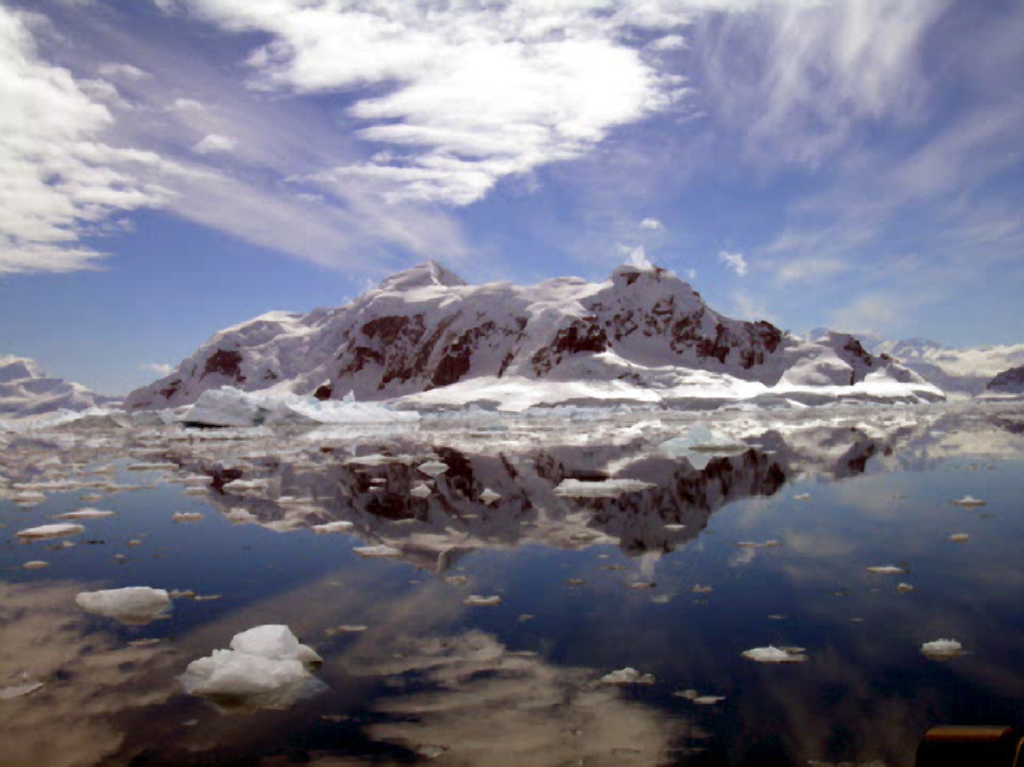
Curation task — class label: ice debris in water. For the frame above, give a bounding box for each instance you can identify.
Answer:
[866,565,907,575]
[553,478,656,498]
[921,639,963,659]
[410,483,432,498]
[75,587,171,625]
[16,523,85,540]
[353,545,401,558]
[897,583,916,593]
[54,508,116,519]
[464,595,502,606]
[178,625,325,712]
[952,495,986,507]
[736,540,781,548]
[22,560,50,570]
[323,625,368,636]
[173,512,203,522]
[793,493,811,501]
[478,488,501,504]
[312,521,354,534]
[417,460,448,477]
[742,646,807,663]
[0,673,45,700]
[600,668,655,685]
[692,584,714,594]
[949,533,970,542]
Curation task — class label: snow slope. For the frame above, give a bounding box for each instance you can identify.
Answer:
[0,355,117,419]
[127,262,941,413]
[862,337,1024,396]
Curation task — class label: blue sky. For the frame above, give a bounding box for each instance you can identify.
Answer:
[1,0,1022,395]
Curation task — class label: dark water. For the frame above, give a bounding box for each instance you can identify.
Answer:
[1,405,1022,767]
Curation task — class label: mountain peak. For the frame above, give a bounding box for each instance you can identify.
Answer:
[378,261,467,292]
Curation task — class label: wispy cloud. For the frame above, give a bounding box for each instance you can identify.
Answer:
[717,249,747,277]
[192,133,236,154]
[140,362,173,376]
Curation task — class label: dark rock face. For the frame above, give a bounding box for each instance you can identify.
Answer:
[987,365,1024,393]
[202,350,246,383]
[531,318,610,376]
[313,384,332,401]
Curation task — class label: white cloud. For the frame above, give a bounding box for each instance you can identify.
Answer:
[717,249,747,277]
[639,218,664,230]
[686,267,697,281]
[647,34,688,52]
[140,362,173,376]
[192,133,236,154]
[627,244,652,270]
[0,7,172,274]
[170,97,205,112]
[97,62,151,81]
[172,0,694,205]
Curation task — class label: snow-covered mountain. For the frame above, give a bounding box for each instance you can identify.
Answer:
[986,365,1024,394]
[0,355,117,419]
[127,262,941,413]
[861,337,1024,396]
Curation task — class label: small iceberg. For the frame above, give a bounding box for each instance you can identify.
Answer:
[742,645,807,663]
[312,521,354,534]
[75,587,171,625]
[16,523,85,540]
[54,508,116,520]
[600,667,655,685]
[921,639,963,660]
[178,625,325,712]
[22,560,50,570]
[478,488,501,504]
[866,565,907,575]
[409,483,432,498]
[417,460,448,477]
[949,533,969,542]
[353,545,401,558]
[952,495,986,507]
[554,478,656,498]
[173,512,204,522]
[464,595,502,606]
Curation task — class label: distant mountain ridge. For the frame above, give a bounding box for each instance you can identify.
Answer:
[127,261,941,412]
[0,355,117,418]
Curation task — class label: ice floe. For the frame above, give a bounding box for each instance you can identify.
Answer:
[553,478,656,498]
[54,508,116,519]
[464,595,502,606]
[897,583,916,593]
[0,673,45,700]
[312,521,354,534]
[478,488,501,504]
[22,560,49,570]
[417,460,449,477]
[742,646,807,663]
[952,495,986,507]
[866,565,907,575]
[921,639,963,659]
[172,512,204,522]
[178,625,325,712]
[600,667,655,685]
[75,587,171,625]
[949,533,970,542]
[16,523,85,540]
[353,545,402,558]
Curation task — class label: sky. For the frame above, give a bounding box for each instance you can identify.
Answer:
[0,0,1022,395]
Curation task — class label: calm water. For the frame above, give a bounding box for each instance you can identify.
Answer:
[1,404,1022,767]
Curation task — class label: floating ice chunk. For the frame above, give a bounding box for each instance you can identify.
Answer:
[742,646,807,663]
[793,493,811,501]
[0,673,44,700]
[693,695,726,705]
[952,495,986,507]
[464,595,502,606]
[79,494,104,502]
[353,545,401,558]
[554,478,656,498]
[312,521,354,534]
[600,667,655,685]
[736,540,781,548]
[417,460,448,477]
[866,565,907,574]
[75,587,171,625]
[673,689,699,700]
[921,639,963,659]
[12,491,47,507]
[173,512,204,523]
[949,533,970,542]
[23,560,50,570]
[664,524,686,531]
[16,523,85,540]
[324,625,368,635]
[478,488,501,504]
[345,454,411,466]
[897,583,916,593]
[127,462,177,471]
[410,483,432,498]
[692,584,714,594]
[630,581,656,590]
[179,625,324,712]
[55,508,116,519]
[225,509,257,523]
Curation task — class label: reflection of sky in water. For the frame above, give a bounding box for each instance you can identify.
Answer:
[0,408,1022,766]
